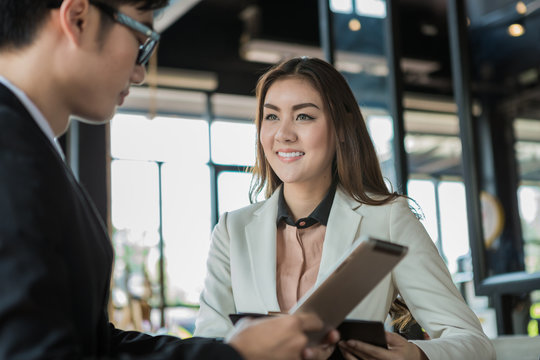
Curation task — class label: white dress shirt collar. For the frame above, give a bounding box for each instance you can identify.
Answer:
[0,76,65,158]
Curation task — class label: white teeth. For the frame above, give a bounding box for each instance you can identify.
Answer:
[278,151,304,158]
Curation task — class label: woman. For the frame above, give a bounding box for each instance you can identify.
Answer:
[195,57,495,360]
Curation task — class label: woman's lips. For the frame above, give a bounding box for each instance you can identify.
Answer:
[276,150,305,161]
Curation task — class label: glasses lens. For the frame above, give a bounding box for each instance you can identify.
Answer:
[138,39,157,65]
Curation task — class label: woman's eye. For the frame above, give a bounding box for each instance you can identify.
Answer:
[264,114,278,121]
[297,114,314,121]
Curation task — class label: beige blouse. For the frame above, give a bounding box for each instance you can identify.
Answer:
[276,221,327,312]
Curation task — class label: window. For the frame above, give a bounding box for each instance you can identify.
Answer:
[331,0,387,18]
[110,95,485,336]
[367,114,397,189]
[407,179,438,244]
[216,171,248,213]
[403,110,481,276]
[438,181,469,274]
[514,119,540,274]
[110,113,211,335]
[211,120,256,166]
[518,185,540,274]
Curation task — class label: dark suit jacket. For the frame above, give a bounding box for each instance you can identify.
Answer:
[0,83,242,359]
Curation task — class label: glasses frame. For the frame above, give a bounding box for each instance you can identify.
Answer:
[89,0,160,66]
[48,1,160,66]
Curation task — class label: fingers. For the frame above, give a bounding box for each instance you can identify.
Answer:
[295,312,324,332]
[339,339,389,360]
[338,344,363,360]
[302,347,315,359]
[234,317,253,330]
[227,315,315,360]
[303,343,336,360]
[322,329,340,345]
[385,331,408,346]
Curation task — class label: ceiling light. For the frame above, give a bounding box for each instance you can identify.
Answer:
[420,24,438,36]
[330,0,353,14]
[348,18,361,31]
[240,39,439,77]
[516,1,527,15]
[145,68,218,91]
[508,23,525,37]
[355,0,386,18]
[335,61,363,73]
[154,0,202,32]
[518,68,538,85]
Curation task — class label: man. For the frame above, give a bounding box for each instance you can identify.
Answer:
[0,0,336,359]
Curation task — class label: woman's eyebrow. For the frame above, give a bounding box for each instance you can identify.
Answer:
[264,103,279,110]
[263,103,320,111]
[292,102,320,111]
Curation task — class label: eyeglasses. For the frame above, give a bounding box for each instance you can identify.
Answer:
[48,1,160,66]
[89,1,160,66]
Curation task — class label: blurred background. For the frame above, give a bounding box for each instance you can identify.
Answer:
[63,0,540,343]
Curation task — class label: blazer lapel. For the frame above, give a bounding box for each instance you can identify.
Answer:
[244,189,281,312]
[316,187,363,285]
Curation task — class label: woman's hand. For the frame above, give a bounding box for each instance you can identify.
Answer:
[302,329,340,360]
[338,331,428,360]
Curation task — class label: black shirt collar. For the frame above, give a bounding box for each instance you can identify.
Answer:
[277,182,337,229]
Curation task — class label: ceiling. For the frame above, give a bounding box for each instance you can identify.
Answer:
[156,0,452,96]
[151,0,540,180]
[155,0,540,97]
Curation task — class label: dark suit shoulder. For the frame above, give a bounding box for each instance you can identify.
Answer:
[0,98,53,159]
[0,99,68,241]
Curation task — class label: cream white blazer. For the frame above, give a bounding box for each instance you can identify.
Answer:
[195,187,495,360]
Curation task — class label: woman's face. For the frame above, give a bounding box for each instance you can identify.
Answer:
[260,76,336,190]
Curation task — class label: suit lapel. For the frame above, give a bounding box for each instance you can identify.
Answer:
[245,189,281,312]
[0,83,112,260]
[316,187,363,285]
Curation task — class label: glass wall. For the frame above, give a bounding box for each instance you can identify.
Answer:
[109,100,492,335]
[404,111,471,275]
[110,114,211,335]
[330,0,397,187]
[514,118,540,337]
[210,120,259,214]
[514,119,540,275]
[102,0,540,339]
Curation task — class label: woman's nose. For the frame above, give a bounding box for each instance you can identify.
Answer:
[275,120,297,142]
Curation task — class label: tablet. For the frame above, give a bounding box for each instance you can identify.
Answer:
[289,236,407,345]
[229,312,269,325]
[229,313,387,349]
[337,319,387,348]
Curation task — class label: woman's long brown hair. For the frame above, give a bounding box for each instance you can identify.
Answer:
[249,57,399,206]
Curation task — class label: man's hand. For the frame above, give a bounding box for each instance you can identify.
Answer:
[226,313,326,360]
[302,329,340,360]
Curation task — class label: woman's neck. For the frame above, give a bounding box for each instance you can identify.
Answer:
[282,178,333,221]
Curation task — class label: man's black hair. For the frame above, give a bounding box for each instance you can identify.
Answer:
[0,0,169,50]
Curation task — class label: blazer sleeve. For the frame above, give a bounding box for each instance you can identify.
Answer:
[388,198,495,360]
[108,324,243,360]
[194,212,237,338]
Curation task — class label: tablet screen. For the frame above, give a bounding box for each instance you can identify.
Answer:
[289,236,407,345]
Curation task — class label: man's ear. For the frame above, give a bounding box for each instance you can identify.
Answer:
[58,0,91,45]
